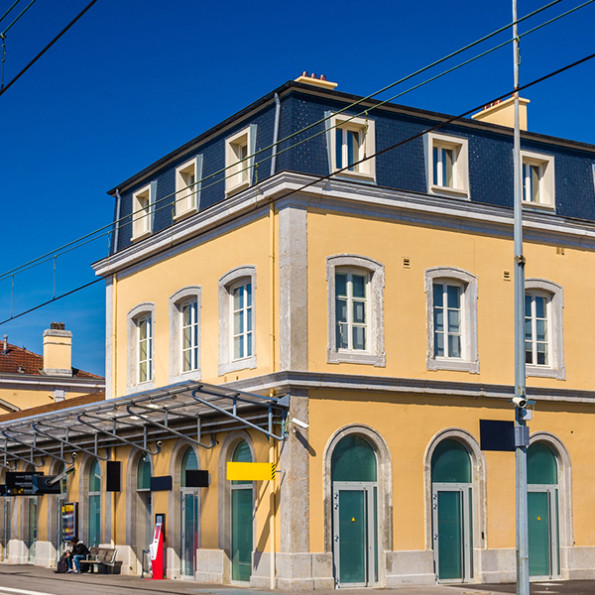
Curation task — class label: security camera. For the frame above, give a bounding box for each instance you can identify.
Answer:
[156,440,163,448]
[512,396,528,408]
[72,452,77,459]
[291,417,309,429]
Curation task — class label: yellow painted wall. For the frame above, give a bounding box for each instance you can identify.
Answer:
[114,214,276,397]
[0,387,97,412]
[308,390,595,554]
[307,210,595,390]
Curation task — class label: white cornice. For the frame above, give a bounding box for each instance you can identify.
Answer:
[93,172,595,277]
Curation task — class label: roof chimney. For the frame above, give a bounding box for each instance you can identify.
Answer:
[43,322,72,377]
[472,96,530,130]
[294,71,338,90]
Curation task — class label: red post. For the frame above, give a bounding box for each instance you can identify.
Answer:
[150,521,164,579]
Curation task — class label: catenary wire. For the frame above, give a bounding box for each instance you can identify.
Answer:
[0,0,595,280]
[0,0,22,26]
[0,0,98,97]
[0,0,589,282]
[1,50,594,326]
[0,0,37,36]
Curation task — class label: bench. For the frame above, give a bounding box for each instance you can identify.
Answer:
[78,547,121,574]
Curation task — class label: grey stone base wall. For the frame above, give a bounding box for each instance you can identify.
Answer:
[194,548,228,583]
[251,552,334,591]
[477,547,516,583]
[34,541,56,568]
[114,544,137,575]
[6,539,28,564]
[565,546,595,580]
[385,550,435,586]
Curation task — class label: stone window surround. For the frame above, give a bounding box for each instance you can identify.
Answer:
[225,125,257,196]
[127,302,156,394]
[326,112,377,182]
[326,254,386,367]
[169,286,202,384]
[322,424,393,586]
[425,266,479,373]
[424,132,470,199]
[521,149,555,210]
[525,278,565,380]
[218,265,257,376]
[423,428,487,579]
[174,156,203,220]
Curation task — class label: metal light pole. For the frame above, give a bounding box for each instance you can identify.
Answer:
[512,1,530,594]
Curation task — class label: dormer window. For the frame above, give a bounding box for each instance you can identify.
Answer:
[132,184,153,240]
[425,133,469,199]
[225,127,254,195]
[521,151,555,209]
[175,158,200,218]
[328,114,376,181]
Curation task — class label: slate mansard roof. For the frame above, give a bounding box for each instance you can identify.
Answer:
[106,80,595,256]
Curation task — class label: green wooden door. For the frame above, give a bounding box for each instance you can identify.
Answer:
[436,490,463,580]
[333,483,377,587]
[181,491,198,577]
[528,491,550,576]
[231,488,253,581]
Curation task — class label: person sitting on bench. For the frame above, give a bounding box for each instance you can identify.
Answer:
[66,536,89,573]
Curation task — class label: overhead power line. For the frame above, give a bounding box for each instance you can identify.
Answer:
[0,0,37,36]
[0,0,98,94]
[0,0,23,26]
[1,49,594,326]
[1,0,587,286]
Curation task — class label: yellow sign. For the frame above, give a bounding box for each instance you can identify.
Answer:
[227,462,276,481]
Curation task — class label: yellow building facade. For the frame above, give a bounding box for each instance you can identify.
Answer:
[2,77,595,588]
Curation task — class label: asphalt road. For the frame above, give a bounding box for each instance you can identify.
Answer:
[0,565,594,595]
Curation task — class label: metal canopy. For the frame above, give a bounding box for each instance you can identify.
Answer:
[0,381,288,470]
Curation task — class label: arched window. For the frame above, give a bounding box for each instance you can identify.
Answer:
[169,287,202,383]
[230,440,253,581]
[218,267,257,375]
[326,255,385,367]
[126,302,156,393]
[425,267,479,373]
[431,439,473,582]
[330,435,378,587]
[528,442,559,577]
[88,459,101,547]
[180,448,199,577]
[525,279,565,379]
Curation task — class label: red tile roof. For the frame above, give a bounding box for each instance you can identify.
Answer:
[0,343,103,380]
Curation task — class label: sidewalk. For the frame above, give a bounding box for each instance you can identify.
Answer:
[0,564,592,595]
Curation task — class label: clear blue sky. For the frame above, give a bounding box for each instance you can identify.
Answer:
[0,0,593,377]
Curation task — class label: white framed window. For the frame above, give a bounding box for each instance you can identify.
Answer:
[525,279,565,379]
[137,315,153,384]
[327,255,385,366]
[169,286,201,383]
[231,281,253,361]
[132,183,155,240]
[326,114,376,181]
[425,267,478,373]
[225,126,255,195]
[521,150,555,209]
[174,157,202,218]
[425,133,469,198]
[218,266,257,375]
[127,303,155,393]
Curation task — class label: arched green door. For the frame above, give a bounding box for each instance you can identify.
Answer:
[528,443,559,578]
[181,448,199,578]
[231,441,253,582]
[331,435,378,587]
[431,439,473,582]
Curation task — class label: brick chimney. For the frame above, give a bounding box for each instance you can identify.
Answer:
[43,322,72,377]
[472,96,530,130]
